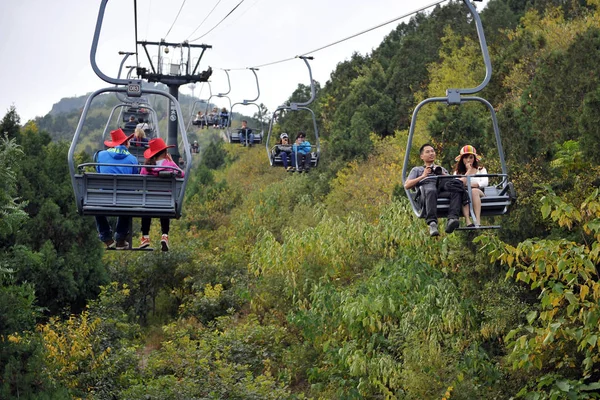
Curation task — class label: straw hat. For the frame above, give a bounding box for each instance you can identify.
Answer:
[144,138,175,159]
[455,145,482,161]
[104,128,134,147]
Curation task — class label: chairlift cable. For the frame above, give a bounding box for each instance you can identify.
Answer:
[134,0,140,67]
[299,0,448,56]
[144,0,153,42]
[164,0,188,40]
[221,0,448,71]
[186,0,224,40]
[189,0,246,42]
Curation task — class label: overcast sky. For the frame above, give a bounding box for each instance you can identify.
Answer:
[0,0,489,123]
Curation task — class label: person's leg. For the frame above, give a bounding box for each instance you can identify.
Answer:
[472,188,483,226]
[462,204,472,226]
[115,216,130,239]
[249,133,255,146]
[281,152,289,168]
[422,183,438,226]
[115,216,131,248]
[139,217,152,248]
[160,218,170,235]
[160,218,170,251]
[95,216,113,243]
[444,190,462,233]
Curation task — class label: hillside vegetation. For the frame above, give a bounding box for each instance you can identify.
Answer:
[2,0,600,398]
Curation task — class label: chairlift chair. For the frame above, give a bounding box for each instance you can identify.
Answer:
[266,56,320,170]
[202,70,233,135]
[401,0,515,230]
[227,68,264,145]
[69,86,191,221]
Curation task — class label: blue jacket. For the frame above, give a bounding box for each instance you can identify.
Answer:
[96,145,139,174]
[293,140,312,155]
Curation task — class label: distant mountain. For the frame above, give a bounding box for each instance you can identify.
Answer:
[49,95,90,116]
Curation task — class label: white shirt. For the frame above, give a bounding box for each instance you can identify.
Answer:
[454,167,488,188]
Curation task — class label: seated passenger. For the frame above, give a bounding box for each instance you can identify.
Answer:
[219,107,229,129]
[123,115,138,134]
[453,145,488,227]
[95,128,139,249]
[291,131,312,172]
[139,138,185,251]
[274,133,293,171]
[404,143,466,237]
[193,111,205,127]
[238,120,254,146]
[136,117,150,132]
[191,141,199,154]
[131,127,149,147]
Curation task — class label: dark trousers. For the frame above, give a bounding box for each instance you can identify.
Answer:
[280,152,291,168]
[293,152,311,170]
[141,217,170,235]
[421,180,462,225]
[95,216,131,242]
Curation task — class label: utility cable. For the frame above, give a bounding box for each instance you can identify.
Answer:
[164,0,188,40]
[186,0,224,40]
[189,0,246,42]
[222,0,448,71]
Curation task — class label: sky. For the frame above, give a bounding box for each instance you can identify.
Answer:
[0,0,489,123]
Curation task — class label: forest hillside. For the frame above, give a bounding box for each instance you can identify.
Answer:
[2,0,600,399]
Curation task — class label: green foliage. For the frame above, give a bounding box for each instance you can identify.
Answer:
[478,186,600,398]
[200,138,228,170]
[0,134,27,240]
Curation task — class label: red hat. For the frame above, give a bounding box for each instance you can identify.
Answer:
[104,128,134,147]
[144,138,175,159]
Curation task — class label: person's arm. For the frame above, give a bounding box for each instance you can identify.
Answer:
[474,167,489,188]
[404,166,430,190]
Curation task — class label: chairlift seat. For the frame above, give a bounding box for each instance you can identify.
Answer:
[411,178,514,219]
[270,148,318,167]
[230,130,263,144]
[73,172,184,218]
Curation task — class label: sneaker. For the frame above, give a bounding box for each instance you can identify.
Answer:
[286,166,294,172]
[139,236,151,249]
[429,222,440,237]
[161,234,169,252]
[445,218,460,234]
[103,239,116,249]
[116,239,129,250]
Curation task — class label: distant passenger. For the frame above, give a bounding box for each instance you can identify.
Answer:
[191,140,199,154]
[131,127,148,147]
[95,128,139,249]
[123,115,137,134]
[292,131,312,172]
[219,107,229,129]
[193,111,206,128]
[275,133,293,171]
[139,138,185,251]
[238,120,254,146]
[136,117,150,133]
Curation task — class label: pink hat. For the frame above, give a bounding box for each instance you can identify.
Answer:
[455,145,482,161]
[144,138,175,159]
[104,128,134,147]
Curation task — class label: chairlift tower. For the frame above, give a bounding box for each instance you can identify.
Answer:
[136,40,213,163]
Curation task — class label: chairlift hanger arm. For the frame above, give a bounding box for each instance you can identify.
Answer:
[91,0,142,86]
[449,0,492,96]
[242,68,260,103]
[217,70,232,96]
[289,56,317,108]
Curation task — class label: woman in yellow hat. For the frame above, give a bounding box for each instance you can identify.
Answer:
[453,145,488,227]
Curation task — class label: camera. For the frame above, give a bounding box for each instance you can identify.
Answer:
[430,166,443,175]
